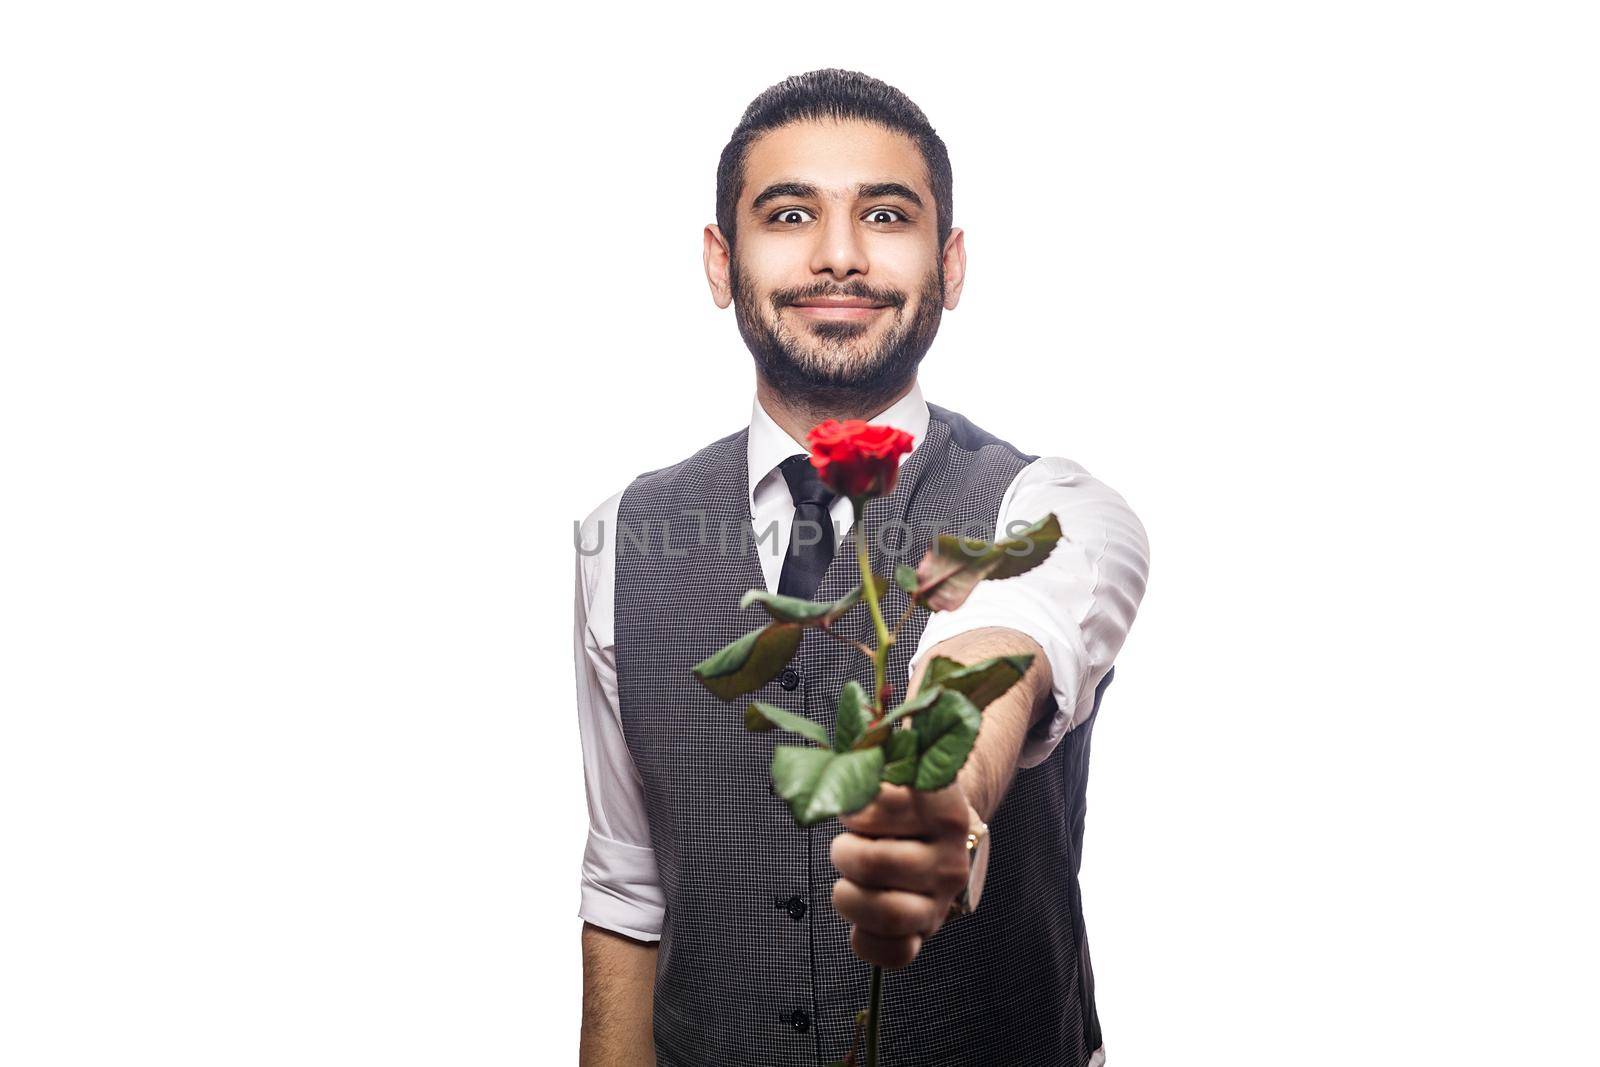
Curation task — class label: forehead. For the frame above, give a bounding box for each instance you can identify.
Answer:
[741,118,930,203]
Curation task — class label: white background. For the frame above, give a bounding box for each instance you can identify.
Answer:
[3,2,1596,1064]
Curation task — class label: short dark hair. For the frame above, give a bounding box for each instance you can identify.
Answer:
[715,69,954,255]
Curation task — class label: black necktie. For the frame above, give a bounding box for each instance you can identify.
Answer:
[776,453,838,599]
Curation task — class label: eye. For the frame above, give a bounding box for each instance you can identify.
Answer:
[769,207,816,225]
[865,207,908,224]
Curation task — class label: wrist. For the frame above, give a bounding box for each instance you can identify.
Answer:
[949,800,990,919]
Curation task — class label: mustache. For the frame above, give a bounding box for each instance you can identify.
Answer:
[770,281,907,310]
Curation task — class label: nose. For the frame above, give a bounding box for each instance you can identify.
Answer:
[807,208,869,280]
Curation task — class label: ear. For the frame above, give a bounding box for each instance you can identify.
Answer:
[941,227,967,310]
[704,224,733,309]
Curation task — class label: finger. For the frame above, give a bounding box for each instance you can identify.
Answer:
[850,926,922,971]
[908,784,973,835]
[838,784,925,838]
[831,833,966,895]
[832,879,944,938]
[840,784,970,839]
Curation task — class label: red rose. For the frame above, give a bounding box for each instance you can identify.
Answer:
[805,419,916,500]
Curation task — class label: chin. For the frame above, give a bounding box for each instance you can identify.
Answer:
[808,355,902,388]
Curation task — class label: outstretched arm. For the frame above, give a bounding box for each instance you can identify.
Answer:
[829,625,1051,969]
[830,455,1150,970]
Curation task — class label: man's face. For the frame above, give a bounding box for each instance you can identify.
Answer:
[724,118,949,408]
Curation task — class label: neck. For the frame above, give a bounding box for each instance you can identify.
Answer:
[755,376,917,448]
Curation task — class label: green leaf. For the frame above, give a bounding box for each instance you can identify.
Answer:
[914,543,993,612]
[855,721,891,749]
[745,701,830,746]
[771,745,886,826]
[914,655,967,697]
[881,727,918,785]
[986,513,1063,580]
[935,654,1036,710]
[833,680,869,752]
[740,585,859,627]
[894,563,920,595]
[913,512,1064,612]
[914,689,982,790]
[738,574,891,629]
[690,622,802,701]
[880,683,943,728]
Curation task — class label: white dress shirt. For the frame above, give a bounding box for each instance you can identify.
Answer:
[574,380,1150,944]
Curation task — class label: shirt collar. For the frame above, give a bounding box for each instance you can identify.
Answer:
[746,379,930,511]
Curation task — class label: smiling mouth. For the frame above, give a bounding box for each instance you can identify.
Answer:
[787,302,889,320]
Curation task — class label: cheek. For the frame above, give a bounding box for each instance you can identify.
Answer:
[867,230,939,270]
[873,265,940,312]
[738,236,810,284]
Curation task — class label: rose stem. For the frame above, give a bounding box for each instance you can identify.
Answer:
[887,596,916,642]
[865,963,884,1067]
[848,497,892,1064]
[852,499,892,712]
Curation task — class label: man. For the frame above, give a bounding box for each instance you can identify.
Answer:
[574,69,1149,1066]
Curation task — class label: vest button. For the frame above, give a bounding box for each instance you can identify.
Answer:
[785,894,806,921]
[780,668,800,690]
[785,1008,810,1033]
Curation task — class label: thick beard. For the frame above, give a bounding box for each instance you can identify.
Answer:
[731,252,944,415]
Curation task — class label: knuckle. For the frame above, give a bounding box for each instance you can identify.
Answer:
[829,833,851,868]
[879,784,911,813]
[883,898,924,936]
[888,934,922,969]
[854,928,909,969]
[856,846,894,885]
[843,798,886,828]
[832,880,862,921]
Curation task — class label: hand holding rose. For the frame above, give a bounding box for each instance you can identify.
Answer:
[831,781,975,970]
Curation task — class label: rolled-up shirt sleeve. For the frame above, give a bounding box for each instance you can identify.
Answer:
[574,489,665,941]
[909,456,1150,769]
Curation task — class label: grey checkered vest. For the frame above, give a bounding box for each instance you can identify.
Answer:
[614,403,1113,1066]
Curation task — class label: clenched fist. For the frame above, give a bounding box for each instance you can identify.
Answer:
[830,781,975,970]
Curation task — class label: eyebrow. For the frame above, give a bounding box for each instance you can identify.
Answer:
[749,181,926,214]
